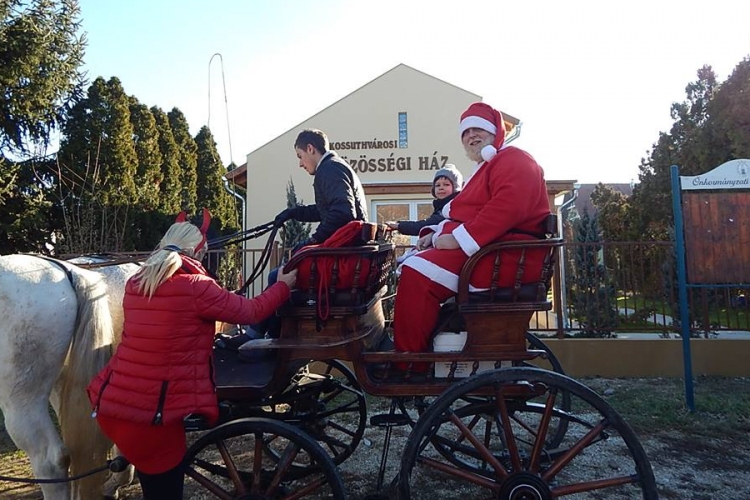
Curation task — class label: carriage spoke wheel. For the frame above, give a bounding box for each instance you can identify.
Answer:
[264,359,367,469]
[184,417,346,499]
[397,367,658,500]
[520,332,571,448]
[421,333,571,470]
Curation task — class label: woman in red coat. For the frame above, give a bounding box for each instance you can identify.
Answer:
[87,211,296,499]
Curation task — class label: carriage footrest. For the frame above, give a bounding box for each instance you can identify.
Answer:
[370,413,411,427]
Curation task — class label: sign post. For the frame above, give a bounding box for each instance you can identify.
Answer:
[671,159,750,411]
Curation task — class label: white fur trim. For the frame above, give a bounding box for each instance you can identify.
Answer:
[430,219,450,247]
[402,255,460,292]
[442,198,454,218]
[481,145,497,161]
[453,224,480,257]
[459,116,497,136]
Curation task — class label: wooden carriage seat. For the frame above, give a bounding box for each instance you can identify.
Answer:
[444,214,561,355]
[275,222,395,354]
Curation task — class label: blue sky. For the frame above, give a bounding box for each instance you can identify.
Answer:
[77,0,750,183]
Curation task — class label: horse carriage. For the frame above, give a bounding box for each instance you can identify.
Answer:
[177,221,658,500]
[0,220,659,500]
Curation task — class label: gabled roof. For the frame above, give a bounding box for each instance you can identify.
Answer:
[230,64,520,188]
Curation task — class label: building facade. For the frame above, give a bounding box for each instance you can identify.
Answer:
[229,64,574,248]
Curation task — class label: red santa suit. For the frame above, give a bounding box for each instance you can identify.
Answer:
[393,103,550,357]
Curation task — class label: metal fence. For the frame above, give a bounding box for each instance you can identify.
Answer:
[201,241,750,337]
[550,241,750,336]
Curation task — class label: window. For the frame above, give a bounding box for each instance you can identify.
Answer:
[398,112,408,148]
[373,200,433,247]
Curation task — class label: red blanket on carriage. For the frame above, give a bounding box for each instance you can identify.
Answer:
[284,221,375,319]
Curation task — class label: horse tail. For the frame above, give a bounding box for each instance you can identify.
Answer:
[59,266,115,500]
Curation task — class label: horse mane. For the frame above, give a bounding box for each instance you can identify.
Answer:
[59,265,115,500]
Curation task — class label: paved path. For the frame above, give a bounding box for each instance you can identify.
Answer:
[608,331,750,339]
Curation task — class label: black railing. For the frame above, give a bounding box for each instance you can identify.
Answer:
[98,241,750,337]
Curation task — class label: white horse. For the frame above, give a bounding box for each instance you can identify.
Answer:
[68,255,140,499]
[0,254,139,500]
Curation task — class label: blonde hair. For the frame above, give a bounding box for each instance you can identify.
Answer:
[131,222,205,298]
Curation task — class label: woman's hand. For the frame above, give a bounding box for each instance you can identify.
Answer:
[416,234,433,250]
[435,234,459,250]
[385,221,399,230]
[277,266,298,289]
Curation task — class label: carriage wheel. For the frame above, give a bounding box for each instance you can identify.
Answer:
[397,367,658,500]
[264,359,367,468]
[524,332,564,375]
[184,417,346,499]
[423,333,571,467]
[521,332,570,448]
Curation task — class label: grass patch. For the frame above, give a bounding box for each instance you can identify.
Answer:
[586,376,750,437]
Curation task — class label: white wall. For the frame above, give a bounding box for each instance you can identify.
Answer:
[244,64,482,232]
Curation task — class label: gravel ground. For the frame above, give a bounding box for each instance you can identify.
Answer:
[2,377,750,499]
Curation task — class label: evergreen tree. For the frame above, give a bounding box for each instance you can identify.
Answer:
[129,100,167,250]
[590,183,667,308]
[280,177,311,250]
[0,0,86,155]
[129,99,162,210]
[631,65,720,239]
[707,56,750,159]
[168,108,197,213]
[194,126,239,232]
[56,77,138,252]
[590,184,633,242]
[568,210,618,337]
[0,157,56,253]
[151,106,182,215]
[60,77,138,205]
[0,0,85,253]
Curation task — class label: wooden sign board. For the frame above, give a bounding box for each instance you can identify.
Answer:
[682,190,750,283]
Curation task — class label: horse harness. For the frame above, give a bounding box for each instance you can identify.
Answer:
[31,254,76,288]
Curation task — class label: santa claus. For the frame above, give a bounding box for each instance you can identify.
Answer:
[392,102,551,361]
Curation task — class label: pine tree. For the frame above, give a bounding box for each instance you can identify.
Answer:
[0,0,86,155]
[56,77,139,252]
[168,108,197,214]
[280,177,311,250]
[128,100,167,250]
[151,106,182,215]
[631,65,721,239]
[0,0,86,253]
[194,126,239,232]
[0,157,56,253]
[568,210,618,337]
[129,99,162,210]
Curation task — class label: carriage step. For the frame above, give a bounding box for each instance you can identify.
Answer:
[370,413,411,427]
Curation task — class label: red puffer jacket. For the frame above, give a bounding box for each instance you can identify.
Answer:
[87,257,290,426]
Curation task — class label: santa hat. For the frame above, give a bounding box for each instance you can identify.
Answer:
[459,102,506,162]
[431,164,463,197]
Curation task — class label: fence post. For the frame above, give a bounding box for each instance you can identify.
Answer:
[670,164,695,412]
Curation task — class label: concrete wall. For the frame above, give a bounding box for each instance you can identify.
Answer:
[542,339,750,377]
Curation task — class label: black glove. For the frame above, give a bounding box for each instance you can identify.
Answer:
[274,208,295,225]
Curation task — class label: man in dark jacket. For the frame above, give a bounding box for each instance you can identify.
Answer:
[276,129,368,244]
[218,129,368,354]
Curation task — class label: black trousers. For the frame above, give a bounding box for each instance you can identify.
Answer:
[137,462,185,500]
